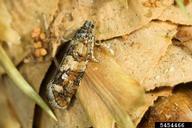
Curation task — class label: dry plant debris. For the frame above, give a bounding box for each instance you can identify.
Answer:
[175,25,192,42]
[158,1,192,25]
[138,86,192,128]
[79,52,144,128]
[107,21,177,88]
[143,44,192,90]
[0,0,26,75]
[182,40,192,51]
[0,0,59,127]
[0,0,192,128]
[49,0,174,42]
[0,0,20,45]
[0,79,21,128]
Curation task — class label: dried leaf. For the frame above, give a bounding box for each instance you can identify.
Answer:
[0,79,21,128]
[39,99,91,128]
[158,2,192,25]
[175,26,192,42]
[0,0,20,45]
[78,79,115,128]
[106,21,177,87]
[183,40,192,51]
[50,0,174,41]
[78,51,145,128]
[143,45,192,90]
[138,85,192,128]
[4,0,59,36]
[131,88,172,125]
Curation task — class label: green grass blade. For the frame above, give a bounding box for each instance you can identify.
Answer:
[0,45,57,121]
[176,0,192,19]
[176,0,187,12]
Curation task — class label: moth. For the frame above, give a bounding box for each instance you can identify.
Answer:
[47,21,97,109]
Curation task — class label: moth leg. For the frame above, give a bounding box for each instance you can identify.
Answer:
[87,37,99,62]
[95,41,114,56]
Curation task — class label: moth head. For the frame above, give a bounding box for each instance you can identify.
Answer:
[83,20,94,31]
[75,20,95,41]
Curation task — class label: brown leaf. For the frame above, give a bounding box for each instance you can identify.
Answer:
[175,26,192,42]
[106,21,177,89]
[0,79,21,128]
[78,51,144,128]
[143,45,192,90]
[50,0,174,41]
[158,2,192,25]
[131,87,172,125]
[78,78,115,128]
[39,99,91,128]
[138,85,192,128]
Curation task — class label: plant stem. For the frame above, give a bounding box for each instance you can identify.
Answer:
[0,45,57,121]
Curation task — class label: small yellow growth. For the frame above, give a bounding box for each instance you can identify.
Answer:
[31,27,48,57]
[39,48,47,56]
[31,27,46,40]
[31,27,41,38]
[33,41,43,49]
[34,48,47,57]
[143,0,161,8]
[40,32,46,40]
